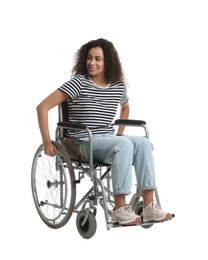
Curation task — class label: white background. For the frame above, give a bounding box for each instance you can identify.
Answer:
[1,0,208,259]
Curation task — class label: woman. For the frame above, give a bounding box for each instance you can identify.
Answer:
[36,38,172,225]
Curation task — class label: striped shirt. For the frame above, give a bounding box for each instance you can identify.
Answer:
[59,74,129,138]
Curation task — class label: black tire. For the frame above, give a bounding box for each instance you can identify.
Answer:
[31,141,76,228]
[134,201,144,216]
[76,210,97,239]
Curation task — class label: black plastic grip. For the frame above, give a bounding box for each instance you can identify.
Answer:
[57,121,87,130]
[114,119,146,126]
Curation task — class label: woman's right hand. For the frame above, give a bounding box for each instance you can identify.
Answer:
[44,142,57,157]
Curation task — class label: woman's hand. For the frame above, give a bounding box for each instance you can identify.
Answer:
[44,142,57,157]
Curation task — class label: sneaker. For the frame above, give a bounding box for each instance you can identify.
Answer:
[143,202,172,223]
[111,206,141,225]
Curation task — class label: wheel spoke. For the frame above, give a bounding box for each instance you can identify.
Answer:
[31,142,76,228]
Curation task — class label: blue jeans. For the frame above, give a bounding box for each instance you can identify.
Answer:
[90,134,156,195]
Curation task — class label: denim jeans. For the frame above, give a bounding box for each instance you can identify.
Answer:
[90,134,156,195]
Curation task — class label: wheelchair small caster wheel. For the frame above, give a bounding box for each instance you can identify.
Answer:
[134,201,153,229]
[76,210,97,238]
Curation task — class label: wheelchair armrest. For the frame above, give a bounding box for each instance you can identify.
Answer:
[57,121,87,130]
[114,119,149,139]
[114,119,146,126]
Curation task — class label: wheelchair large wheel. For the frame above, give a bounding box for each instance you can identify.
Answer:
[31,141,76,228]
[76,210,97,239]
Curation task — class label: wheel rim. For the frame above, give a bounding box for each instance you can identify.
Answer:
[31,144,75,226]
[76,211,97,238]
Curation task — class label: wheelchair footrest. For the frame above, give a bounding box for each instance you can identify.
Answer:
[141,213,175,225]
[108,213,175,229]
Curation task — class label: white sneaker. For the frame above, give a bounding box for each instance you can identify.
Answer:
[111,206,141,225]
[143,202,171,222]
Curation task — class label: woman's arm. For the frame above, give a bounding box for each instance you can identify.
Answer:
[36,89,69,156]
[117,102,130,135]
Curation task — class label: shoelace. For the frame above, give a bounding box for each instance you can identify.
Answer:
[149,202,161,212]
[123,206,134,213]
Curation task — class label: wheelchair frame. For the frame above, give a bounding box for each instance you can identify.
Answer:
[31,101,162,238]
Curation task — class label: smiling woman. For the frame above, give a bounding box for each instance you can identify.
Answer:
[2,0,208,257]
[71,38,124,84]
[86,47,107,87]
[36,38,173,227]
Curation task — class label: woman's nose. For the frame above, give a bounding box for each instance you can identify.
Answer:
[89,58,95,65]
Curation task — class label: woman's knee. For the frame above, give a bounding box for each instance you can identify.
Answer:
[117,138,134,150]
[102,138,134,163]
[92,137,133,162]
[133,136,154,150]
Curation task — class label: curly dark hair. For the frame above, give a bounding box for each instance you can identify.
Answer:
[71,38,124,83]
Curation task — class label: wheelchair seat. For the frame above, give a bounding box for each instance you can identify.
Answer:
[31,101,170,238]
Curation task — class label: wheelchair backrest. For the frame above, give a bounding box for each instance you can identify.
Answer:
[58,100,69,138]
[57,100,91,163]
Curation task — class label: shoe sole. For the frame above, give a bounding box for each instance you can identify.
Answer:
[143,213,175,223]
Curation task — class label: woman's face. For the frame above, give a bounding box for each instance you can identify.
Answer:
[86,47,105,78]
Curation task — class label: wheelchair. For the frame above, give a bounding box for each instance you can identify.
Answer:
[31,101,166,239]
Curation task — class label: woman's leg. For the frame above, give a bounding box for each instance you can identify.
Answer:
[119,135,156,195]
[92,134,134,197]
[92,134,141,224]
[120,135,173,221]
[92,135,155,205]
